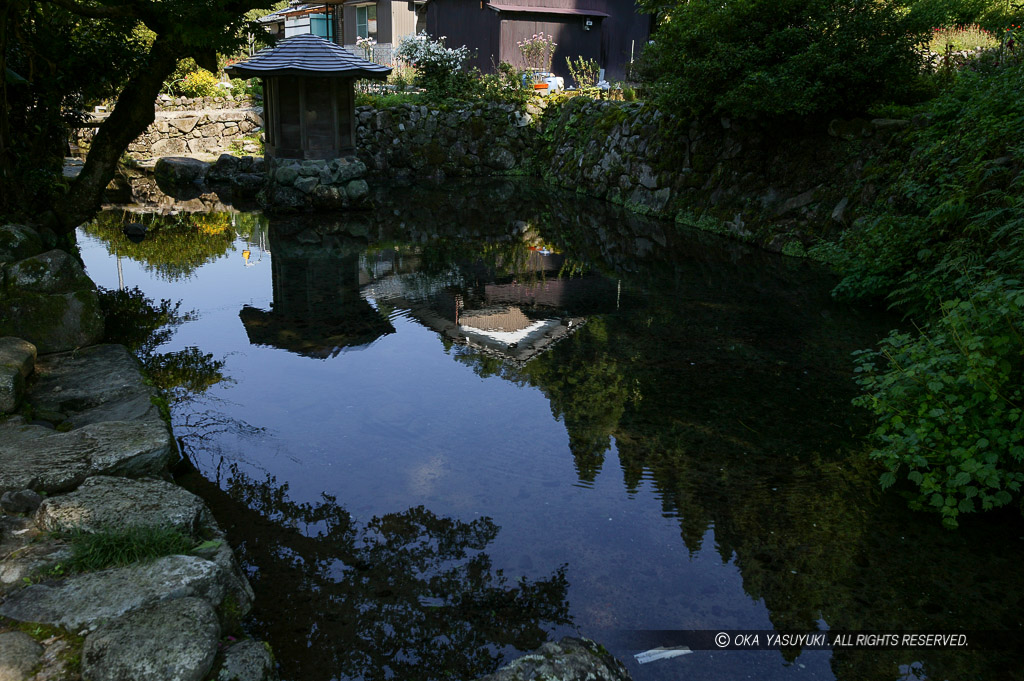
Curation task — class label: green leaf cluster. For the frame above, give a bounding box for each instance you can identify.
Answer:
[853,277,1024,527]
[636,0,928,119]
[820,61,1024,314]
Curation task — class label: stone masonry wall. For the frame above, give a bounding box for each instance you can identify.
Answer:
[353,96,903,253]
[354,101,536,179]
[77,105,264,160]
[155,93,259,111]
[534,97,908,252]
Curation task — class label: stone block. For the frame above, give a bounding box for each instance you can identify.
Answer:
[345,179,369,202]
[274,165,298,186]
[476,638,630,681]
[82,597,220,681]
[169,116,201,134]
[151,138,189,156]
[35,475,210,536]
[0,555,228,631]
[0,419,174,496]
[217,640,277,681]
[293,176,319,195]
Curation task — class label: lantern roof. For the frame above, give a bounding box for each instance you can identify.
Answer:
[226,34,392,80]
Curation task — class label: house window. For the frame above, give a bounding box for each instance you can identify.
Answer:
[309,13,333,40]
[356,4,377,40]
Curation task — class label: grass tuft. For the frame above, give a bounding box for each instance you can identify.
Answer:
[63,526,193,572]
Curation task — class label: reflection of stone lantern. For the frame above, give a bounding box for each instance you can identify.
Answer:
[226,34,391,211]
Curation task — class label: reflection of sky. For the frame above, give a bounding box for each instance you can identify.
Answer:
[77,227,836,681]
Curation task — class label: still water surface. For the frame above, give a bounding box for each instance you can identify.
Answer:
[77,180,1024,681]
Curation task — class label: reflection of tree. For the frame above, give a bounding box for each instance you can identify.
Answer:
[178,465,572,681]
[143,180,1023,681]
[98,285,228,405]
[144,347,227,403]
[456,320,633,484]
[443,218,1023,680]
[85,211,240,281]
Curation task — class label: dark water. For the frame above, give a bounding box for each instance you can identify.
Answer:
[78,180,1024,681]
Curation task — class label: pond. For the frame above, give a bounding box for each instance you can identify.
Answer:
[77,179,1024,681]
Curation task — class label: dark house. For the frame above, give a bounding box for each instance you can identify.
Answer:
[420,0,650,82]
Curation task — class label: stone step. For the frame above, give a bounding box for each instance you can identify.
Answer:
[35,475,210,537]
[0,419,174,496]
[0,554,227,632]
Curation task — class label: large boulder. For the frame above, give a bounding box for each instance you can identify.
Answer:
[0,248,104,353]
[0,289,104,354]
[0,337,35,414]
[208,154,240,182]
[0,224,43,264]
[82,597,220,681]
[35,476,210,536]
[155,157,210,187]
[4,249,94,294]
[0,554,229,631]
[476,638,632,681]
[30,344,163,427]
[0,419,174,496]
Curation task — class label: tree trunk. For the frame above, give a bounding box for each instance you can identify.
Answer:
[49,35,181,234]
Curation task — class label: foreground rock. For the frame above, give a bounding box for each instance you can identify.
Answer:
[0,554,230,631]
[477,638,631,681]
[0,419,173,496]
[0,224,44,264]
[82,597,220,681]
[30,344,165,427]
[35,476,209,536]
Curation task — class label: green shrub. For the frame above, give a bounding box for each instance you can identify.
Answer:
[229,78,249,98]
[637,0,928,119]
[853,277,1024,528]
[161,57,198,95]
[817,60,1024,314]
[354,91,422,108]
[566,56,601,94]
[64,526,194,572]
[177,69,220,98]
[477,62,532,105]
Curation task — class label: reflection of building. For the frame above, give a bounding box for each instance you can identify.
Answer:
[361,248,617,363]
[239,219,619,362]
[239,234,394,359]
